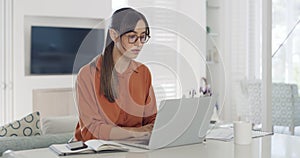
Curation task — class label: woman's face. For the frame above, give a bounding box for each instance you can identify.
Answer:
[116,20,148,59]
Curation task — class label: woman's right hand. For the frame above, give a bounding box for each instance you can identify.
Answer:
[124,123,154,132]
[132,130,150,137]
[123,124,153,140]
[126,131,151,141]
[109,126,151,140]
[124,127,150,138]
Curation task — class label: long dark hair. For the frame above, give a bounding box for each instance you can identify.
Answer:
[100,8,150,102]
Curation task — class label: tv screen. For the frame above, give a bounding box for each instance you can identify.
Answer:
[30,26,104,75]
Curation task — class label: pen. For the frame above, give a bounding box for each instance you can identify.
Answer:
[68,137,74,144]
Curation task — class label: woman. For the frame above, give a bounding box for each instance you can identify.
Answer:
[74,8,157,141]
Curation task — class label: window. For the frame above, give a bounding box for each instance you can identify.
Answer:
[112,0,128,11]
[271,0,300,135]
[272,0,300,85]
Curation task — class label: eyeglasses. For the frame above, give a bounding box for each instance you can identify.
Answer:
[124,34,151,44]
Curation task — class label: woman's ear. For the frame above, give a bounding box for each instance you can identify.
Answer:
[109,29,119,42]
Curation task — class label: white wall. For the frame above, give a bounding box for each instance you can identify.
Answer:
[12,0,111,120]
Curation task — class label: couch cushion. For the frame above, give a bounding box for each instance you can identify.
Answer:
[0,111,41,137]
[41,115,78,135]
[0,132,73,156]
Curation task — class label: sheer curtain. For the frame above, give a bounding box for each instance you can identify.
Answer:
[272,0,300,85]
[112,0,128,11]
[0,0,13,125]
[221,0,262,121]
[0,0,5,125]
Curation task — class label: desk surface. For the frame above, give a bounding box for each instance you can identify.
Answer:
[3,134,300,158]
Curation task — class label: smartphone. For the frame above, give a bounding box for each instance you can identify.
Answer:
[66,141,88,151]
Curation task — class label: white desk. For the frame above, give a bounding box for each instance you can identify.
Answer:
[3,134,300,158]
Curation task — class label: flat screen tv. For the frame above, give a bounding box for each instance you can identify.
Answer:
[30,26,104,75]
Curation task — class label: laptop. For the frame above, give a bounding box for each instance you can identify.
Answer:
[118,95,217,150]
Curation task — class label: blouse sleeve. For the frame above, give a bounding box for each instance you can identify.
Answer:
[75,66,114,141]
[143,67,157,125]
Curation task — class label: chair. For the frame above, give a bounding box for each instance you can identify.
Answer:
[247,81,300,134]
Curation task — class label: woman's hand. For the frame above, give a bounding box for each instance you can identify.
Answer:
[124,124,154,133]
[109,124,153,140]
[122,124,154,140]
[125,132,151,141]
[128,131,151,140]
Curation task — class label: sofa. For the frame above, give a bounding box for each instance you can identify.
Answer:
[0,115,78,156]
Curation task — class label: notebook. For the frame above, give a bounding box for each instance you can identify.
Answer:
[49,139,129,156]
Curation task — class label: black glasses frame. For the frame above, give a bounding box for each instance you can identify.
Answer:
[124,34,151,44]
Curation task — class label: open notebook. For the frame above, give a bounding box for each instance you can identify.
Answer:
[49,139,129,156]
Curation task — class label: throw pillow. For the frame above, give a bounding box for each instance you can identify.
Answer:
[0,111,41,137]
[41,115,78,135]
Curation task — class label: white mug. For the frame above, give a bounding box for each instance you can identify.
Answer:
[234,143,252,158]
[234,121,252,145]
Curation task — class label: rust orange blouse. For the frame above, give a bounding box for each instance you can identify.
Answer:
[74,55,157,141]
